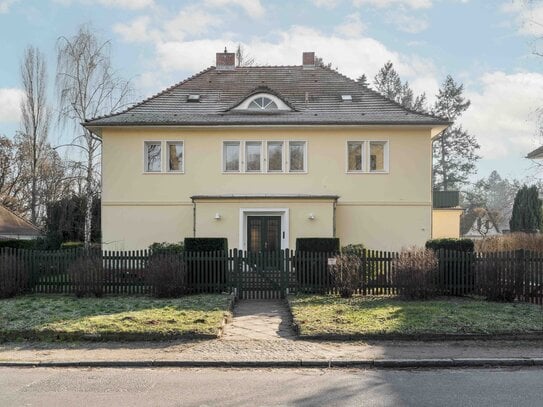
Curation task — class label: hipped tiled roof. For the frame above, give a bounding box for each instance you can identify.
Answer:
[0,205,41,238]
[84,66,450,127]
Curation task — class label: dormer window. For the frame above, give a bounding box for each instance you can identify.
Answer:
[233,92,291,111]
[248,97,278,110]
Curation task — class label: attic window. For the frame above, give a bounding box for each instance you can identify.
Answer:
[248,97,278,110]
[341,95,352,102]
[187,94,200,102]
[233,92,291,111]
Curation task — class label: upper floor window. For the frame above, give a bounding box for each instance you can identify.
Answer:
[145,141,161,172]
[222,140,306,173]
[224,142,241,172]
[245,142,262,171]
[144,140,184,173]
[167,141,184,172]
[288,141,306,172]
[347,140,388,173]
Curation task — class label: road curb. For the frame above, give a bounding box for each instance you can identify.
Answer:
[0,358,541,369]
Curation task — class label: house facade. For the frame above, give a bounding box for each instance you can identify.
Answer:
[85,51,450,252]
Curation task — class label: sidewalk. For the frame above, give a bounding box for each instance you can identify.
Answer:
[1,299,543,366]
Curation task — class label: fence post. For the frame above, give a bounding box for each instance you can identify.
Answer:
[515,248,526,301]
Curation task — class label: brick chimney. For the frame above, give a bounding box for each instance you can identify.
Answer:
[216,48,235,70]
[302,52,315,69]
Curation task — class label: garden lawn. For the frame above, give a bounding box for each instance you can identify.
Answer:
[0,294,232,341]
[289,295,543,338]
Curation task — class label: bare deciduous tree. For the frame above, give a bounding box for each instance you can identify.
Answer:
[235,44,255,67]
[56,25,133,247]
[20,46,51,224]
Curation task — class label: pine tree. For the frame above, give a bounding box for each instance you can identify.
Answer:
[357,74,369,87]
[432,75,480,190]
[373,61,427,112]
[509,185,543,232]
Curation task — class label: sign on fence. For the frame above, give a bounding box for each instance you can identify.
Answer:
[327,258,337,266]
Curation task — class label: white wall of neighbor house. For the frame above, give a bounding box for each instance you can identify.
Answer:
[101,126,434,251]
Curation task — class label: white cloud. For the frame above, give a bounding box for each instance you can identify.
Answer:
[164,6,221,40]
[53,0,155,10]
[204,0,265,18]
[113,16,152,43]
[353,0,432,9]
[386,9,429,33]
[461,71,543,160]
[0,0,18,13]
[335,13,366,37]
[153,25,438,91]
[501,0,543,36]
[0,88,23,123]
[312,0,342,8]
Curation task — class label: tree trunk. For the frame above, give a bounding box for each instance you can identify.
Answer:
[440,131,447,191]
[84,134,93,248]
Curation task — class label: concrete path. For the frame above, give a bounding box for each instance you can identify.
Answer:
[222,300,295,341]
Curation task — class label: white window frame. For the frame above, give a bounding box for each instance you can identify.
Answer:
[143,141,162,173]
[287,141,307,173]
[239,208,290,250]
[166,141,184,173]
[345,140,389,174]
[223,141,242,173]
[266,141,284,173]
[346,141,365,173]
[244,141,264,172]
[368,140,389,173]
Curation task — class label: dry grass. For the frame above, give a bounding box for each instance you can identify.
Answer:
[393,247,438,299]
[475,233,543,252]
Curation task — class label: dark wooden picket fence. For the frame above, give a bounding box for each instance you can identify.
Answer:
[0,247,542,304]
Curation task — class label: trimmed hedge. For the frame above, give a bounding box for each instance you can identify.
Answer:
[296,238,340,253]
[425,238,474,253]
[0,240,37,250]
[60,241,85,249]
[184,238,228,252]
[149,241,184,253]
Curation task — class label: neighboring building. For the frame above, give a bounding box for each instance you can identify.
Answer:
[527,145,543,160]
[0,205,41,240]
[462,211,503,240]
[84,51,450,251]
[431,190,463,239]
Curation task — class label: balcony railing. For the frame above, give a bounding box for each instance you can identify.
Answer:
[433,190,460,208]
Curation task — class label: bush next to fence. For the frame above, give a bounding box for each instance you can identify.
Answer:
[393,247,438,300]
[341,243,365,255]
[68,251,104,298]
[184,238,228,292]
[0,251,29,298]
[425,238,475,252]
[295,238,340,292]
[146,252,187,297]
[0,240,38,250]
[149,241,184,253]
[330,254,362,298]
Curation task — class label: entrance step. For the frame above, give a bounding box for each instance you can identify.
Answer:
[222,300,295,341]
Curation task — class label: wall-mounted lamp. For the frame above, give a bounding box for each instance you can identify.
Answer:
[308,213,315,220]
[214,213,221,220]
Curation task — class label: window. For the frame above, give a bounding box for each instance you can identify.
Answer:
[370,141,386,172]
[346,141,388,173]
[245,142,262,172]
[248,96,278,110]
[267,141,283,172]
[145,142,161,172]
[224,142,240,172]
[288,141,306,172]
[347,142,363,172]
[167,142,184,172]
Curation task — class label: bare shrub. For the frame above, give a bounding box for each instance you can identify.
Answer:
[146,252,186,298]
[68,253,104,297]
[330,254,362,298]
[475,233,543,253]
[0,254,29,298]
[393,247,438,299]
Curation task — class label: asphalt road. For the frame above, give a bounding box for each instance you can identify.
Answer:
[1,367,542,407]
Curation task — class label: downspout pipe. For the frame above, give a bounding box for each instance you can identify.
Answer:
[191,197,196,237]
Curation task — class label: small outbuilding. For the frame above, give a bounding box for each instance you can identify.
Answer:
[0,205,41,241]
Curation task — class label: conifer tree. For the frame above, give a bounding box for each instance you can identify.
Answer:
[509,185,542,232]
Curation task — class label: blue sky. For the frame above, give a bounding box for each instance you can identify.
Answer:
[1,0,543,182]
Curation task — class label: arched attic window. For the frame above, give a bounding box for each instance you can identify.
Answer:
[233,93,291,111]
[248,96,278,110]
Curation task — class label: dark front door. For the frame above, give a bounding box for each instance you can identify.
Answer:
[247,216,282,253]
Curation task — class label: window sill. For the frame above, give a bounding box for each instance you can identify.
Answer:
[142,172,185,175]
[345,171,390,174]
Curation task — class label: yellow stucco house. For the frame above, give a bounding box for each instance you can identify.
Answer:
[84,51,454,252]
